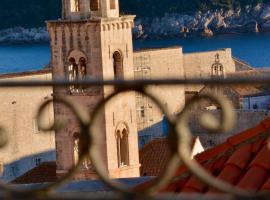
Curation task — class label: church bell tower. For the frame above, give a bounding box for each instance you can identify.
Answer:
[47,0,140,179]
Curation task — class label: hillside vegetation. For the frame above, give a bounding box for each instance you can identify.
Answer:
[1,0,270,29]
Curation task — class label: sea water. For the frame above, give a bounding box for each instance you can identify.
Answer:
[0,33,269,73]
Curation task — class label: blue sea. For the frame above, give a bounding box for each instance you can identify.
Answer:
[0,33,270,73]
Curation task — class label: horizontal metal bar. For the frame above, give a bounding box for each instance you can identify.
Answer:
[0,77,269,87]
[0,192,244,200]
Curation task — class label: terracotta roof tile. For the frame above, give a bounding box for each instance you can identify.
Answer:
[249,145,270,170]
[227,124,266,146]
[0,69,51,79]
[212,156,227,171]
[231,85,263,97]
[138,117,270,194]
[139,139,171,177]
[195,143,231,163]
[226,144,252,169]
[181,164,213,193]
[237,166,268,192]
[251,139,264,153]
[261,178,270,191]
[11,162,57,184]
[261,118,270,129]
[211,165,241,190]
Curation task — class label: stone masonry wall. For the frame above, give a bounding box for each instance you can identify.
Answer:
[183,48,236,92]
[134,47,185,129]
[0,71,55,182]
[189,110,268,149]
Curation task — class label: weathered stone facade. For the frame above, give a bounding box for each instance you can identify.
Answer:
[46,0,240,180]
[47,0,140,179]
[184,48,236,92]
[133,47,185,130]
[0,70,55,182]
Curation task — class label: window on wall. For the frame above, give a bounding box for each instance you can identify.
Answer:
[140,106,145,118]
[73,132,80,166]
[73,132,92,169]
[33,118,40,134]
[68,56,87,93]
[110,0,116,9]
[116,129,129,167]
[71,0,80,12]
[90,0,99,11]
[113,51,123,79]
[35,158,42,167]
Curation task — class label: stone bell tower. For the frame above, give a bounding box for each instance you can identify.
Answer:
[47,0,140,179]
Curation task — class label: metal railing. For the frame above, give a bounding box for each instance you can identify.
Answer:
[0,77,269,199]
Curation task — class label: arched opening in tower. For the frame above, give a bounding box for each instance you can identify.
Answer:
[67,52,87,93]
[113,51,123,80]
[90,0,99,11]
[70,0,80,12]
[73,132,80,166]
[73,132,92,169]
[79,57,87,80]
[117,128,129,167]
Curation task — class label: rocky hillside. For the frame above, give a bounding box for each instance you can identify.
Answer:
[1,0,269,29]
[1,0,270,42]
[134,3,270,38]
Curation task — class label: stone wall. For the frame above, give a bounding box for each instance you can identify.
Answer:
[183,48,236,92]
[48,16,140,179]
[0,71,55,182]
[133,47,185,129]
[189,110,269,149]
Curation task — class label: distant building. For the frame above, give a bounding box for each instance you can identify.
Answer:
[139,118,270,193]
[0,70,55,182]
[46,0,236,180]
[138,116,169,149]
[0,0,250,183]
[242,93,270,111]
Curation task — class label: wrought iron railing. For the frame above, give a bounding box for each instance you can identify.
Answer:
[0,77,269,199]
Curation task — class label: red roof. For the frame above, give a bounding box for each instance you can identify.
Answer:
[139,138,201,177]
[139,139,171,176]
[11,162,57,184]
[161,118,270,193]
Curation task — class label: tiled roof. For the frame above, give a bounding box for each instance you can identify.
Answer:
[162,118,270,193]
[139,139,171,176]
[227,69,263,78]
[231,85,263,96]
[0,69,51,79]
[11,162,57,184]
[139,138,203,177]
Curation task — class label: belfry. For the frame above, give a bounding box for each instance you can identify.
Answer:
[47,0,140,179]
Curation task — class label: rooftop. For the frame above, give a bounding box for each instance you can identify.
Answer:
[0,69,51,79]
[159,118,270,193]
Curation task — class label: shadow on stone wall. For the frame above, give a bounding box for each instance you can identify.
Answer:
[0,150,56,182]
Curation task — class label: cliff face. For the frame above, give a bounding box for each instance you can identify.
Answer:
[1,0,270,29]
[134,3,270,39]
[1,1,270,42]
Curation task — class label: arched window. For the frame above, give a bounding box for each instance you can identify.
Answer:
[67,51,87,93]
[73,132,92,169]
[116,127,129,167]
[113,51,123,79]
[79,57,87,80]
[90,0,99,11]
[71,0,80,12]
[68,57,79,92]
[211,53,224,78]
[73,132,80,166]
